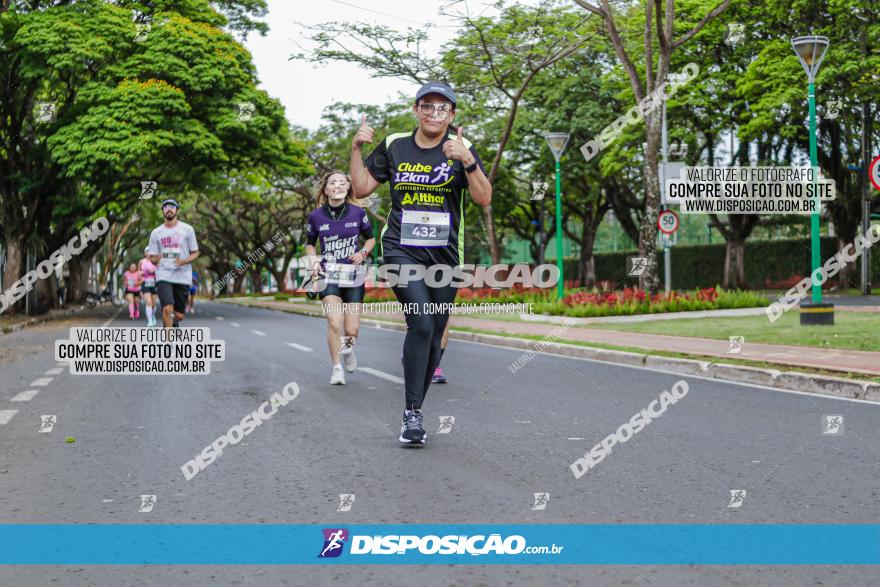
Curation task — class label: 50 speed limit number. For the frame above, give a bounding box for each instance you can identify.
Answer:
[657,209,679,235]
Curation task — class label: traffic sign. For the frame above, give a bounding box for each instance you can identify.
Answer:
[869,155,880,191]
[657,209,679,235]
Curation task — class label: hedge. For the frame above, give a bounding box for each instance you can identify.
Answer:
[564,237,880,290]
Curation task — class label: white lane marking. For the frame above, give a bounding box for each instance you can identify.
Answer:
[100,306,125,327]
[515,420,532,424]
[11,390,40,402]
[216,316,224,321]
[251,330,267,336]
[56,362,67,367]
[102,499,114,503]
[359,367,405,385]
[45,367,63,375]
[0,410,18,425]
[230,322,240,328]
[567,437,586,441]
[453,337,880,407]
[286,343,313,352]
[29,378,53,387]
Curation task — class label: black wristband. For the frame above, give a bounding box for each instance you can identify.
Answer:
[465,161,478,173]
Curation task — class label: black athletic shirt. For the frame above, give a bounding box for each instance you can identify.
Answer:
[364,128,485,266]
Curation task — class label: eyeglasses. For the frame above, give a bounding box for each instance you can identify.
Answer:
[162,204,177,210]
[327,180,350,191]
[418,103,453,118]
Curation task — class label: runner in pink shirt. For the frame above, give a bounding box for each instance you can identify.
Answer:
[139,248,159,326]
[122,263,142,320]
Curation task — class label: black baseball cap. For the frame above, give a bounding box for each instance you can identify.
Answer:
[161,198,179,208]
[415,81,456,107]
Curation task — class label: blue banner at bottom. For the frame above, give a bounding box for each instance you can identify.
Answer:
[1,524,878,565]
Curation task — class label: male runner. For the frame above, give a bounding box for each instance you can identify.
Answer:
[187,269,199,314]
[350,81,491,445]
[148,198,200,328]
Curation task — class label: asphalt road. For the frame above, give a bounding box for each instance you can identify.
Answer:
[1,300,878,586]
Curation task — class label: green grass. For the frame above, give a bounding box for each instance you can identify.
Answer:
[581,311,880,352]
[229,299,880,383]
[447,325,880,384]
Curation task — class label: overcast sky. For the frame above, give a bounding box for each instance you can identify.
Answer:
[242,0,471,130]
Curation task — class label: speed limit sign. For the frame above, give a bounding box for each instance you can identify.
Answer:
[870,155,880,191]
[657,209,679,235]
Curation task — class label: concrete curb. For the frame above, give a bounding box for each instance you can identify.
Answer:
[520,306,769,325]
[221,298,880,404]
[0,305,88,336]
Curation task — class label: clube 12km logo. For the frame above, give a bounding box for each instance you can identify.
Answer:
[317,528,555,558]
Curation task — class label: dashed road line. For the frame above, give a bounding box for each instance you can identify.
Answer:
[230,322,240,328]
[11,390,40,402]
[0,410,19,425]
[286,342,313,352]
[251,330,267,336]
[100,306,125,327]
[358,367,404,385]
[29,378,53,387]
[216,316,224,321]
[45,367,63,375]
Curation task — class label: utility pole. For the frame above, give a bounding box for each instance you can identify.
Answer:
[860,17,871,295]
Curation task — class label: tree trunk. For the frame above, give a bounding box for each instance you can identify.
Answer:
[67,256,90,303]
[577,231,592,287]
[1,238,24,315]
[271,270,287,293]
[482,206,501,264]
[837,237,857,289]
[638,110,662,292]
[723,238,747,289]
[33,272,56,315]
[250,270,263,293]
[233,273,246,295]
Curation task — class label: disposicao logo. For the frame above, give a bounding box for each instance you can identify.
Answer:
[318,528,348,558]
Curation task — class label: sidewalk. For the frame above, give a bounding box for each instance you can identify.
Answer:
[224,298,880,377]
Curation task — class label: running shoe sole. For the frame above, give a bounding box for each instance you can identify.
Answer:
[398,433,426,445]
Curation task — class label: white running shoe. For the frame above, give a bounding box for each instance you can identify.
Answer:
[340,337,357,372]
[342,349,357,372]
[330,365,346,385]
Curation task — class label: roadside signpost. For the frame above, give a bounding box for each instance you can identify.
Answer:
[657,209,680,235]
[870,155,880,192]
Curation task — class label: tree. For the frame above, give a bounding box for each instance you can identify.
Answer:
[293,0,596,263]
[0,0,305,313]
[572,0,731,291]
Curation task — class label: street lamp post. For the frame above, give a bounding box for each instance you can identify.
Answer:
[545,132,570,299]
[791,35,834,325]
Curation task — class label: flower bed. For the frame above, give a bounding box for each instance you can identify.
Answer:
[364,285,767,317]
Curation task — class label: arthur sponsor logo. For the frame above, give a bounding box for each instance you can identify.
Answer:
[400,192,445,206]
